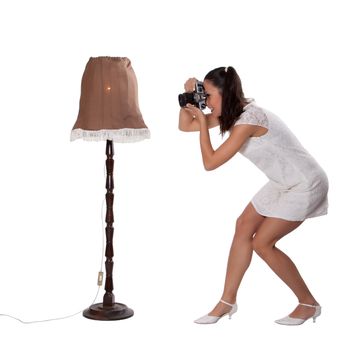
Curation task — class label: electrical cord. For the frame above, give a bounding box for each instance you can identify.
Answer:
[0,286,101,324]
[0,195,106,324]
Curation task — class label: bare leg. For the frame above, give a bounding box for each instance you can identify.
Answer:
[252,217,319,319]
[208,203,264,316]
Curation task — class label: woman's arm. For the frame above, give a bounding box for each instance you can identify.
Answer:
[199,123,256,170]
[178,108,219,132]
[186,104,257,171]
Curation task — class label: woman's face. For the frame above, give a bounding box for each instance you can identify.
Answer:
[204,79,222,117]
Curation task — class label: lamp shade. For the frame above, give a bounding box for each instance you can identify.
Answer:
[71,56,150,142]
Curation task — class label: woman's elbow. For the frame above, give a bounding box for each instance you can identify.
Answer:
[203,161,217,171]
[178,121,190,132]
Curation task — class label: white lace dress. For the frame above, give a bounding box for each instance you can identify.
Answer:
[234,101,328,221]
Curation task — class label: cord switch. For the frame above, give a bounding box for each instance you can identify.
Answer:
[98,272,104,286]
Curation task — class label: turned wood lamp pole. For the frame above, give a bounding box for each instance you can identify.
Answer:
[82,140,134,320]
[70,56,150,321]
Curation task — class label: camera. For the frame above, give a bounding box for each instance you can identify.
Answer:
[178,81,207,110]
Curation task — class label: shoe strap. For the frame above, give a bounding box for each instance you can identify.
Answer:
[299,302,317,308]
[220,299,235,307]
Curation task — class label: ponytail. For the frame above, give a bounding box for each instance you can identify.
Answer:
[204,66,247,135]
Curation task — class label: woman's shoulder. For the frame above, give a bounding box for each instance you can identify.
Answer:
[235,99,269,128]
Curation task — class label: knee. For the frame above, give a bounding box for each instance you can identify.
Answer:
[234,215,254,240]
[235,215,245,231]
[252,236,271,258]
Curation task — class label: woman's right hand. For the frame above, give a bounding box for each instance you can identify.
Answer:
[184,78,198,93]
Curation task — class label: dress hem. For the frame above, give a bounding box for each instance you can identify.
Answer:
[250,200,328,222]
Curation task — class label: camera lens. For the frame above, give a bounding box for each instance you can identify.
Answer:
[178,93,194,107]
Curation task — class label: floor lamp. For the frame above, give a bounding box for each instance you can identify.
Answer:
[70,56,150,320]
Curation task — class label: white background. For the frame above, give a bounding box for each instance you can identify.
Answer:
[0,0,349,348]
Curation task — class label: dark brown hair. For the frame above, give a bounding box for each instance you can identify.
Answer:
[204,66,248,135]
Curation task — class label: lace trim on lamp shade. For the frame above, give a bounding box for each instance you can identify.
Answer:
[70,128,151,143]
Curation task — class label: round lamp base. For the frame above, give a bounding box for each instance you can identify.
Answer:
[83,302,134,321]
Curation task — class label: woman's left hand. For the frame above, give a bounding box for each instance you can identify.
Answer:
[185,104,207,125]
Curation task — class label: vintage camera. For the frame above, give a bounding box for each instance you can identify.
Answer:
[178,81,207,110]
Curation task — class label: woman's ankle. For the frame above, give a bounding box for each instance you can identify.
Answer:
[298,297,319,306]
[221,294,237,304]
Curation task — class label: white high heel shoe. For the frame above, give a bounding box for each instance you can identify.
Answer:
[194,299,238,324]
[275,303,321,326]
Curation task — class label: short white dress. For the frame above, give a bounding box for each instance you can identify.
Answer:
[234,101,328,221]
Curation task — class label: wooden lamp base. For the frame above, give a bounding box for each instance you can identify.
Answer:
[83,302,134,321]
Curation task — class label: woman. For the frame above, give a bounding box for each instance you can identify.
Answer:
[178,67,328,325]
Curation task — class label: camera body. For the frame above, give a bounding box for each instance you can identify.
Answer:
[178,81,207,110]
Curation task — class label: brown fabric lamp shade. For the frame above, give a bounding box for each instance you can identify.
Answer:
[71,56,150,142]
